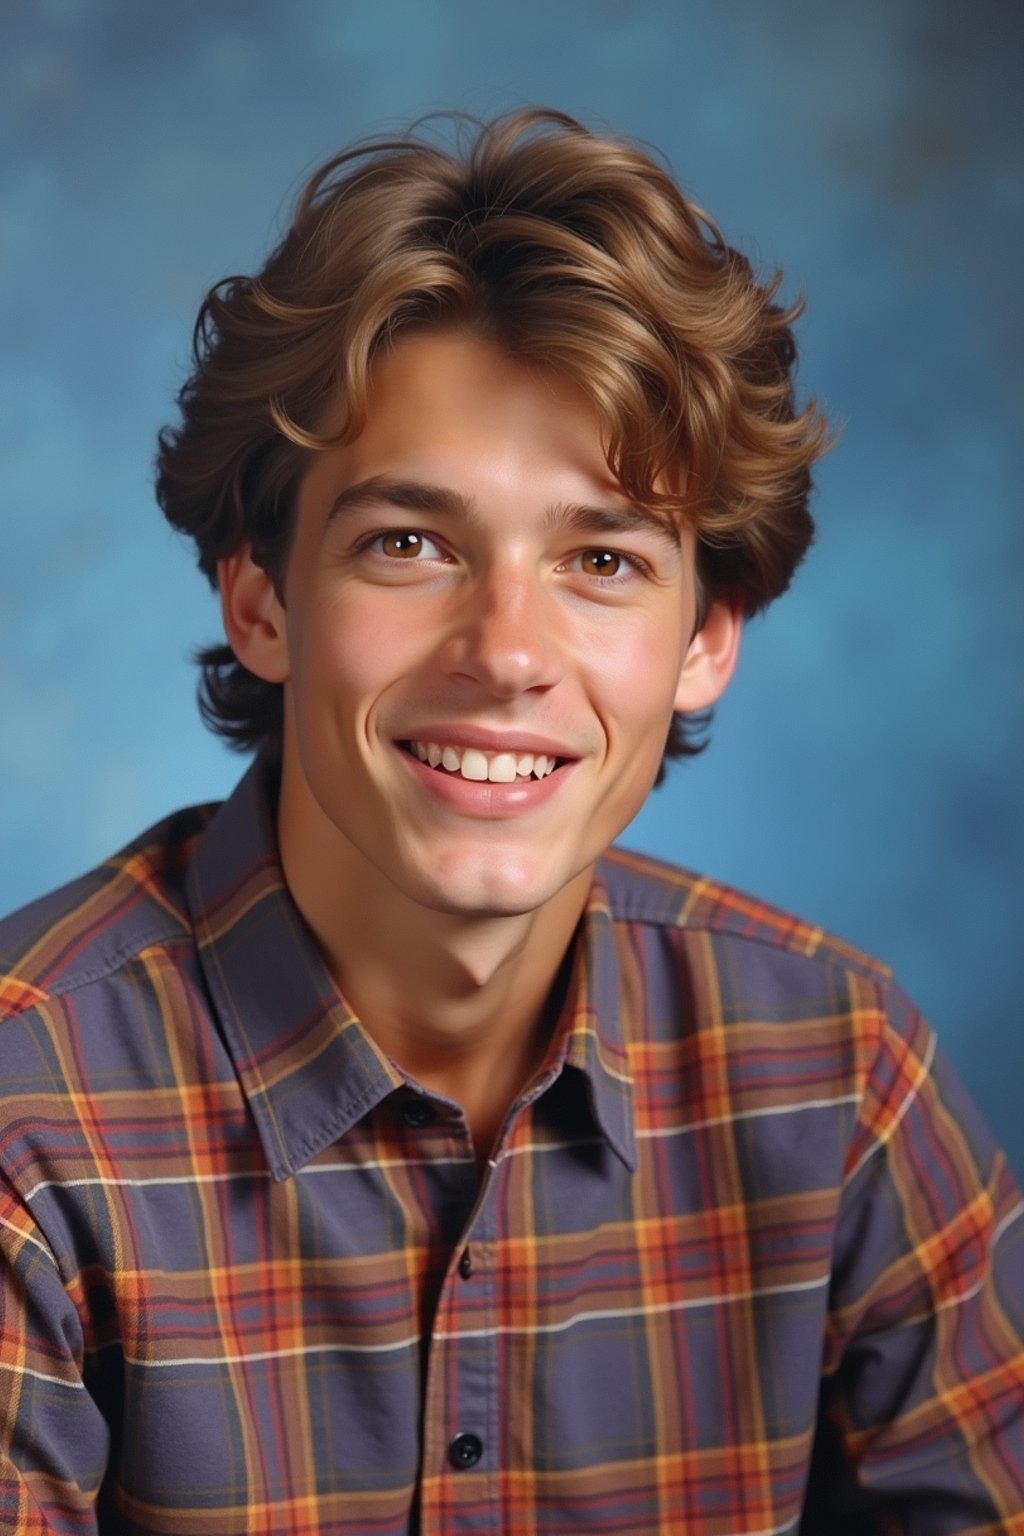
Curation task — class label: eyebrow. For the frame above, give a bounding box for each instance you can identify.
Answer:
[324,475,682,551]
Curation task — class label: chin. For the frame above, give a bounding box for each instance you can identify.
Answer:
[400,854,572,923]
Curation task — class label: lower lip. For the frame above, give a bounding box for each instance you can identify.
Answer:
[396,746,575,818]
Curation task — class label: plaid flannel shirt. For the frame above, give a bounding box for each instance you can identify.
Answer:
[2,758,1023,1534]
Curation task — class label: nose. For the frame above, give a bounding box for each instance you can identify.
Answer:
[439,568,562,698]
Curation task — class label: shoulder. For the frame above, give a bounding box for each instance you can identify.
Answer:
[0,801,220,1021]
[599,842,892,986]
[599,846,946,1177]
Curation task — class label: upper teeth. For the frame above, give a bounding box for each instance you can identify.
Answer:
[409,742,558,782]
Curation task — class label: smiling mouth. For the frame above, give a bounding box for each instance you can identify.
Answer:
[402,740,567,783]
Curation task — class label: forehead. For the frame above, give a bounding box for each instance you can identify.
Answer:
[302,327,687,533]
[351,329,608,460]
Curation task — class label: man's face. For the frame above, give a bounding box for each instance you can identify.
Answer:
[237,329,736,924]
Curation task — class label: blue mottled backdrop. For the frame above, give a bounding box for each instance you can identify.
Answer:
[2,0,1022,1175]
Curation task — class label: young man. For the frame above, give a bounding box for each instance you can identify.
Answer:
[1,110,1021,1534]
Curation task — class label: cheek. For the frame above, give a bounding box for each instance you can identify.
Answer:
[293,590,424,706]
[584,618,687,745]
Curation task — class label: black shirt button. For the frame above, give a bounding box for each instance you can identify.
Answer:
[448,1432,483,1469]
[458,1247,473,1280]
[401,1098,437,1128]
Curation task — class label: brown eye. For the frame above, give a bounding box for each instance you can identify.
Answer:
[380,531,424,559]
[580,549,622,577]
[368,529,445,563]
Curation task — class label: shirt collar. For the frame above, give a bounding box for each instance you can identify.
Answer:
[549,871,637,1171]
[186,756,402,1181]
[187,757,636,1179]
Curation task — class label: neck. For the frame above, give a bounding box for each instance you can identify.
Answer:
[277,811,592,1167]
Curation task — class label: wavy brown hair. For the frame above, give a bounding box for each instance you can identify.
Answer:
[156,108,829,770]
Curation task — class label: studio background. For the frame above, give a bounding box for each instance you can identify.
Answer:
[3,0,1022,1177]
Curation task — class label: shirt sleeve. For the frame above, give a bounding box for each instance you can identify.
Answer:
[823,978,1024,1529]
[0,1172,108,1534]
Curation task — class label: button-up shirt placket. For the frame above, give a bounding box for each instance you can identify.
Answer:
[420,1150,501,1536]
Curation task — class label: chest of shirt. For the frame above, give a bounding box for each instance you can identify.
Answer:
[39,1065,850,1535]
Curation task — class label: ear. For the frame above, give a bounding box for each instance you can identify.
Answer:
[673,598,742,713]
[218,546,290,684]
